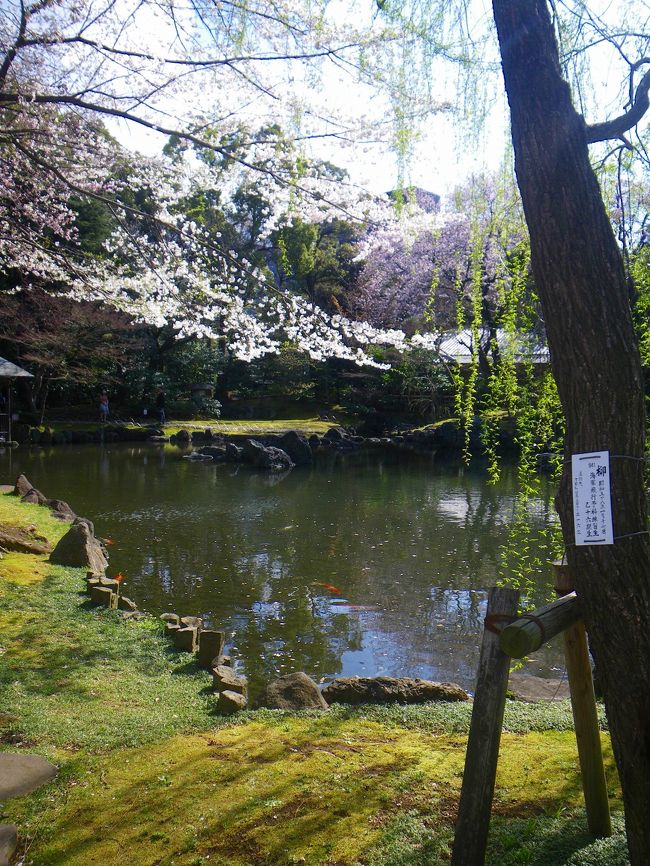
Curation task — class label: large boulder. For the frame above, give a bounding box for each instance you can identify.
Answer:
[46,499,77,522]
[49,522,109,574]
[198,446,227,461]
[322,427,355,449]
[175,428,192,444]
[20,487,47,505]
[241,439,294,472]
[258,672,328,710]
[280,431,313,466]
[321,676,469,706]
[260,446,295,471]
[241,437,268,464]
[13,474,35,497]
[323,426,347,443]
[225,442,243,462]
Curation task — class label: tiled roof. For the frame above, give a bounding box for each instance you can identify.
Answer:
[0,357,34,379]
[438,329,549,365]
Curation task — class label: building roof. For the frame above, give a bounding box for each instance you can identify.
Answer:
[0,357,34,379]
[387,187,441,213]
[438,329,549,365]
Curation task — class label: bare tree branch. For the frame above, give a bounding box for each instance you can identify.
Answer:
[586,64,650,143]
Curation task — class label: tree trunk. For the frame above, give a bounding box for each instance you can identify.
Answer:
[38,377,49,425]
[491,1,650,861]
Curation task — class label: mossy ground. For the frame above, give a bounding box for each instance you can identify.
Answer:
[40,416,343,438]
[164,418,337,436]
[0,492,628,865]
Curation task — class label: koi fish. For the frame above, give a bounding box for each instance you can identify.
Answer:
[114,572,124,583]
[330,601,377,611]
[102,538,115,546]
[314,582,342,594]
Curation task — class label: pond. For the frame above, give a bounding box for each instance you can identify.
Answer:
[1,443,564,695]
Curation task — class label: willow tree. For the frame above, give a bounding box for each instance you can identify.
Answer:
[488,3,650,861]
[376,0,650,857]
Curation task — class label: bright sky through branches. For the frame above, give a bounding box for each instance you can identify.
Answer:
[106,0,646,198]
[105,0,509,196]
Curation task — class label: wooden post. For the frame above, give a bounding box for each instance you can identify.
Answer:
[499,591,581,657]
[451,586,519,866]
[553,561,611,838]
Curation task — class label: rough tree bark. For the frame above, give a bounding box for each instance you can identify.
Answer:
[491,1,650,862]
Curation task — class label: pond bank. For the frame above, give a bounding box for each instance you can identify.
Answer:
[0,491,629,866]
[6,414,521,459]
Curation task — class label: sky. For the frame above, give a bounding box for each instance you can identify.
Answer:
[105,0,513,200]
[107,0,647,201]
[112,99,512,198]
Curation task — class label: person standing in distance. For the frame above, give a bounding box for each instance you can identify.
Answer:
[99,391,109,423]
[156,389,166,424]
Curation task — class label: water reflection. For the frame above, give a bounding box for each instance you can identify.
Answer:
[1,444,563,693]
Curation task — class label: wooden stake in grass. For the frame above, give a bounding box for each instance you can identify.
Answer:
[451,586,519,866]
[553,561,611,838]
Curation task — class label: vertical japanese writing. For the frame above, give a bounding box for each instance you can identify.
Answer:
[571,452,614,545]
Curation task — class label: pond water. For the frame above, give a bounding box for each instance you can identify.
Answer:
[1,444,565,695]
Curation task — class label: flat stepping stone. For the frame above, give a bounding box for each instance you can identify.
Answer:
[0,825,17,866]
[0,753,57,799]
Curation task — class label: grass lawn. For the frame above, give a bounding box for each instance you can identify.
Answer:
[29,417,341,438]
[163,418,338,436]
[0,492,628,866]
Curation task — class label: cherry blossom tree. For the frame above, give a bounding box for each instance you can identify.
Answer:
[352,173,530,337]
[1,0,434,364]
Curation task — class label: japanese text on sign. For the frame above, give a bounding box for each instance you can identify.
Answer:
[571,451,614,545]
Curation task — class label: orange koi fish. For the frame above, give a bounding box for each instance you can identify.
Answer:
[114,572,124,583]
[314,582,342,595]
[102,538,115,546]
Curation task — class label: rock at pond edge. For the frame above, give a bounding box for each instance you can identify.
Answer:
[49,522,108,574]
[259,672,328,710]
[216,690,248,714]
[321,676,468,705]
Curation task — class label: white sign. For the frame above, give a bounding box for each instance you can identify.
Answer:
[571,451,614,545]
